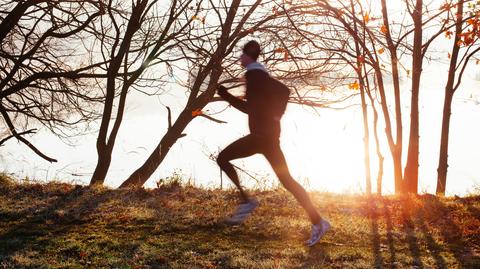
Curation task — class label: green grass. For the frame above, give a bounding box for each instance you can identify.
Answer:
[0,175,479,268]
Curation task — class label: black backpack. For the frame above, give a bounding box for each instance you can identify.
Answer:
[268,77,291,118]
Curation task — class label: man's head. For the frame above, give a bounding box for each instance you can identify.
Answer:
[240,40,261,67]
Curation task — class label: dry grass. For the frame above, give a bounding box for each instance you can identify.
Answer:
[0,174,479,268]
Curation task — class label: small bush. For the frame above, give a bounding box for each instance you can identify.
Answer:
[0,172,15,188]
[155,170,184,191]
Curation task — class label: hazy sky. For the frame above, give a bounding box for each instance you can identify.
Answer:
[2,60,480,196]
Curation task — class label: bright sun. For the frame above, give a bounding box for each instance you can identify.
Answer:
[279,105,380,193]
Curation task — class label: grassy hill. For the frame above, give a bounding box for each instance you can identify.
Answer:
[0,175,479,268]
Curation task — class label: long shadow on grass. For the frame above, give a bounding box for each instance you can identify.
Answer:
[0,186,119,261]
[400,197,424,269]
[381,198,397,268]
[415,205,448,269]
[369,198,384,269]
[464,200,480,246]
[369,197,400,269]
[464,199,480,219]
[426,197,475,268]
[302,245,331,267]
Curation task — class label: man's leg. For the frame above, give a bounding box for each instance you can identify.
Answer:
[263,141,321,224]
[217,135,260,202]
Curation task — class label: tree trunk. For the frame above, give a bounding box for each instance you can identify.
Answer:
[90,153,112,185]
[120,111,192,188]
[89,1,147,185]
[373,67,403,193]
[365,70,384,195]
[436,0,463,195]
[361,90,372,195]
[381,0,403,192]
[436,91,453,195]
[393,149,403,193]
[119,0,242,188]
[350,0,371,195]
[327,0,401,194]
[404,0,423,194]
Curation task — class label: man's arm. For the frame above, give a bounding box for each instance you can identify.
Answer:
[218,86,249,114]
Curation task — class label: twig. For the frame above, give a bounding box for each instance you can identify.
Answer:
[0,104,57,162]
[0,129,36,146]
[166,106,172,129]
[199,114,227,124]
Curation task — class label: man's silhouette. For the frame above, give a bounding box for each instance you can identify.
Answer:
[217,40,330,247]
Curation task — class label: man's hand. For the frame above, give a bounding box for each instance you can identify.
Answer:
[217,85,228,98]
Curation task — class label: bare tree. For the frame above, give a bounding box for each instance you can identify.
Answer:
[297,0,466,194]
[119,0,339,188]
[0,0,106,162]
[89,0,198,185]
[292,0,407,193]
[402,0,424,193]
[436,0,480,195]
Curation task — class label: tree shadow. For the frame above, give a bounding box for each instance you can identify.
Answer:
[0,186,118,260]
[415,206,448,269]
[302,244,331,267]
[400,197,424,268]
[370,197,398,269]
[463,198,480,218]
[381,198,397,268]
[369,198,384,269]
[425,197,475,268]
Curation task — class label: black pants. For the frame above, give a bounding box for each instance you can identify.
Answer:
[217,134,321,224]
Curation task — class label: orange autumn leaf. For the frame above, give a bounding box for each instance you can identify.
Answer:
[448,52,451,59]
[380,25,388,34]
[378,48,385,54]
[192,109,203,117]
[348,81,360,90]
[358,55,365,63]
[274,47,286,53]
[191,15,205,24]
[364,12,370,23]
[445,30,453,39]
[463,33,475,46]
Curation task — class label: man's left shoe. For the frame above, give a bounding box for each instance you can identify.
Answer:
[225,198,259,225]
[306,219,331,247]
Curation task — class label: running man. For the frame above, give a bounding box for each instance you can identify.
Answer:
[217,40,330,247]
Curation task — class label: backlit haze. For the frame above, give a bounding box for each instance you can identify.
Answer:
[2,0,480,196]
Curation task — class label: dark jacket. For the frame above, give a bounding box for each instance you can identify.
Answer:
[220,69,281,138]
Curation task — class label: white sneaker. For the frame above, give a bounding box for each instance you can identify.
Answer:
[225,198,259,225]
[306,219,331,247]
